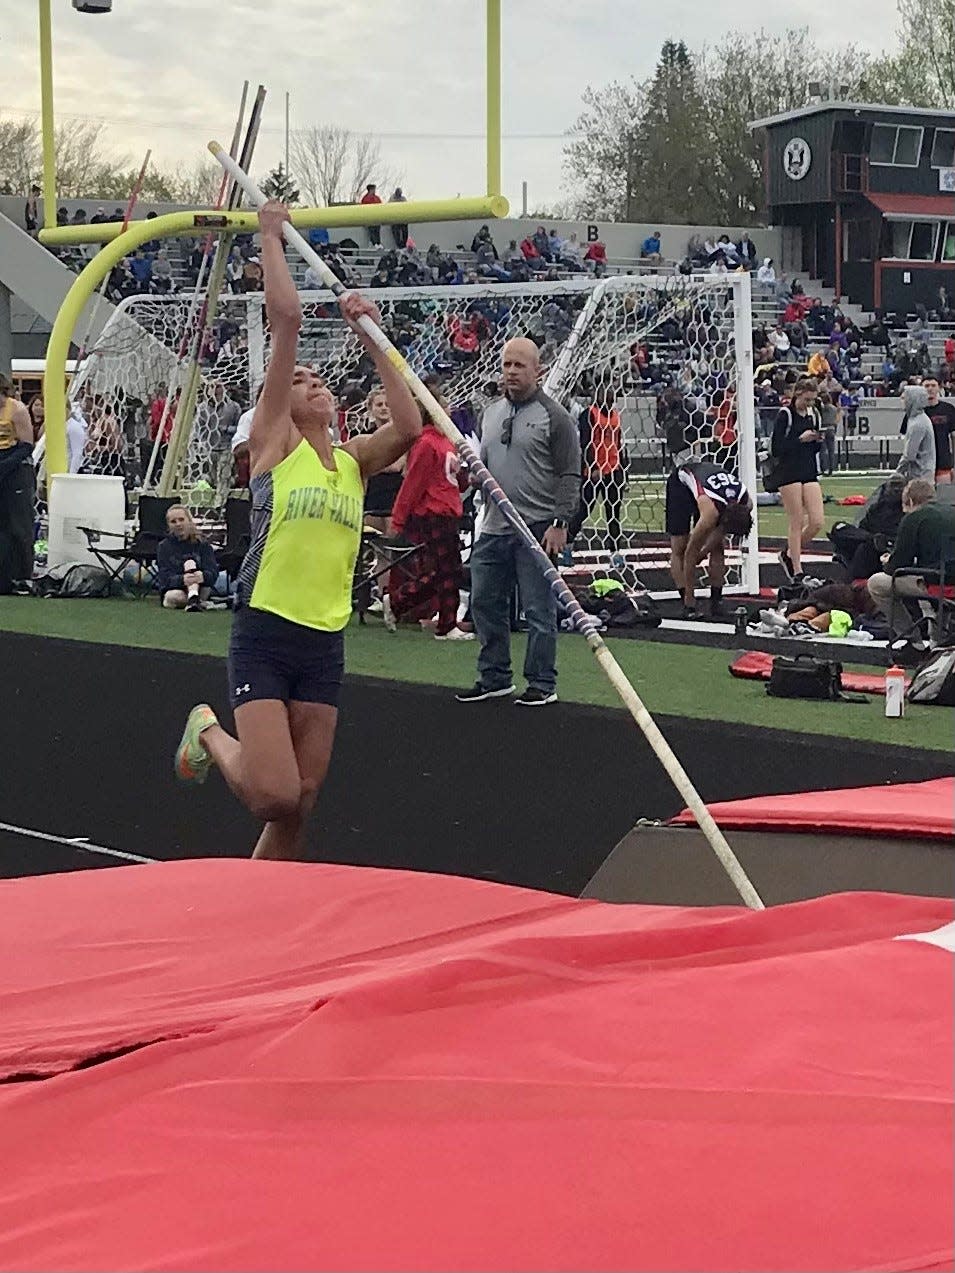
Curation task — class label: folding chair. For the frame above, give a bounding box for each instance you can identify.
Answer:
[352,528,423,624]
[890,532,955,647]
[78,494,177,596]
[216,495,252,590]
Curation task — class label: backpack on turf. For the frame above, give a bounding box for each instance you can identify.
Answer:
[33,562,112,599]
[906,647,955,706]
[570,577,661,628]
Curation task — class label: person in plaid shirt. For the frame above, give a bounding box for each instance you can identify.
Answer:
[384,393,472,640]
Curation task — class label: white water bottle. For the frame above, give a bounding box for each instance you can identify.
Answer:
[885,665,905,718]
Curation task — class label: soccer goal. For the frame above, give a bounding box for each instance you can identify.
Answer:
[68,271,758,591]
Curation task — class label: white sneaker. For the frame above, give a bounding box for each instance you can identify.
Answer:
[382,594,397,633]
[758,609,788,629]
[435,627,475,641]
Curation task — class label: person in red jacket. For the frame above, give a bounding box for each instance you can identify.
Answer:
[584,240,607,274]
[383,394,472,640]
[360,183,382,246]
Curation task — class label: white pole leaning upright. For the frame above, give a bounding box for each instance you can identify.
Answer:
[144,83,252,492]
[733,270,761,596]
[208,141,766,912]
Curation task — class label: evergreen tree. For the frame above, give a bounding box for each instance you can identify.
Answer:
[561,27,922,225]
[260,163,300,205]
[632,41,710,224]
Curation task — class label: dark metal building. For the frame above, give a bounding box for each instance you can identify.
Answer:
[751,103,955,312]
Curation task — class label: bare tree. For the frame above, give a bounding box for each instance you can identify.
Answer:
[54,119,125,198]
[160,161,223,206]
[346,133,389,203]
[80,159,222,205]
[291,124,400,205]
[292,125,347,206]
[528,200,579,220]
[700,31,893,224]
[0,115,40,196]
[561,27,932,225]
[562,80,647,222]
[865,0,955,106]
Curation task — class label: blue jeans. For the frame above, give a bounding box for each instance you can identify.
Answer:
[470,524,557,693]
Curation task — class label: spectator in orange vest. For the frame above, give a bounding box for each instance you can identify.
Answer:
[708,388,737,454]
[568,391,628,555]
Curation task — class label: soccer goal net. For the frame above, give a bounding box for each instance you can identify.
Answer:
[68,271,758,592]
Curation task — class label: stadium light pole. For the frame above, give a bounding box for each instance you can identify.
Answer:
[486,0,501,197]
[38,1,114,231]
[37,0,56,231]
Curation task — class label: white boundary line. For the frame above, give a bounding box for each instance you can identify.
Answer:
[0,821,156,866]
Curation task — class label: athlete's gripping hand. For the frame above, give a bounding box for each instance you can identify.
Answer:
[258,199,291,241]
[339,291,383,335]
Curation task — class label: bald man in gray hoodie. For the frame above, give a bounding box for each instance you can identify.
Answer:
[896,384,936,483]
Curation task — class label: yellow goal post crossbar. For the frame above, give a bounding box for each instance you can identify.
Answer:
[41,194,508,476]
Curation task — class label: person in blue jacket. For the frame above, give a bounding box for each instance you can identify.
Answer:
[156,504,219,611]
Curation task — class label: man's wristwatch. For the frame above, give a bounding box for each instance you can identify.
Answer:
[551,518,568,530]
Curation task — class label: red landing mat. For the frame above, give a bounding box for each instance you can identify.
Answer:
[672,776,955,840]
[0,860,951,1272]
[730,648,905,694]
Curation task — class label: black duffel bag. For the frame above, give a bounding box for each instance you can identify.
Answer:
[766,654,843,700]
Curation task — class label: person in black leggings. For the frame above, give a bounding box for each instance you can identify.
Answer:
[771,375,824,579]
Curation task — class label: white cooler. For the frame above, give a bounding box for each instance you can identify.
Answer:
[47,474,126,568]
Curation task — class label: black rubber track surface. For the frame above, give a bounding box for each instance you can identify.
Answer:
[1,633,950,895]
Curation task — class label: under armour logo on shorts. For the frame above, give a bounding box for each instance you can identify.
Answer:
[234,683,251,697]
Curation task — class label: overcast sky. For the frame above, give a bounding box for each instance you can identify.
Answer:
[4,0,901,210]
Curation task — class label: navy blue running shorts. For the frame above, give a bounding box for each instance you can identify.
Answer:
[665,469,698,537]
[228,606,345,709]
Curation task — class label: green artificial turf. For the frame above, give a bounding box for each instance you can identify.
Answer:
[1,595,951,753]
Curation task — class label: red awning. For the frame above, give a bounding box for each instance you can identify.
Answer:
[867,192,955,216]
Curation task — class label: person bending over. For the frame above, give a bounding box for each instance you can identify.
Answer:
[174,198,421,861]
[666,459,753,618]
[156,504,219,610]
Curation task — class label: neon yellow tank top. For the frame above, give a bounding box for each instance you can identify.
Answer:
[238,439,364,632]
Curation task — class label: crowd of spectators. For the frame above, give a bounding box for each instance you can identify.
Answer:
[19,184,955,502]
[343,223,610,292]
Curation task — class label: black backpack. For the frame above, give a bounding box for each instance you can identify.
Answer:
[33,562,112,598]
[766,655,843,700]
[906,648,955,706]
[569,581,661,629]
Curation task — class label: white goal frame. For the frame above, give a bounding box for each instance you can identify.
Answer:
[67,271,759,595]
